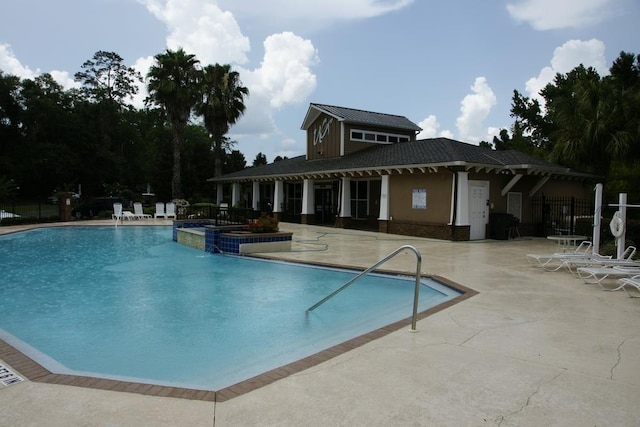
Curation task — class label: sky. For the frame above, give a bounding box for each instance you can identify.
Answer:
[0,0,637,164]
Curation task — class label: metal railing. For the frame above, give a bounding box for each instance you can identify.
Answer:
[306,245,424,332]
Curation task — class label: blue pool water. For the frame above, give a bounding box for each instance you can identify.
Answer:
[0,226,459,390]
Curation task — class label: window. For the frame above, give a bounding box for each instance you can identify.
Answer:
[285,182,302,214]
[350,129,410,145]
[350,180,369,219]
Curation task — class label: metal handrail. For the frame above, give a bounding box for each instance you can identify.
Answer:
[306,245,423,332]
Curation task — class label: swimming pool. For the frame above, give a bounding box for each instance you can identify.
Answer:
[0,226,460,391]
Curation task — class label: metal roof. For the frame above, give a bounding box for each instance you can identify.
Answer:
[301,103,422,132]
[208,138,598,183]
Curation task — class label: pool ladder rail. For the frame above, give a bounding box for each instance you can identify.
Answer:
[306,245,423,332]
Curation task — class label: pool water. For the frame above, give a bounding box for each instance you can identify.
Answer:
[0,226,459,390]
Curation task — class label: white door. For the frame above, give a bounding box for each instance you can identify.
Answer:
[469,181,489,240]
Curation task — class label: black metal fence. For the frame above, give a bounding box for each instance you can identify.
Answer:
[530,196,594,237]
[0,199,61,225]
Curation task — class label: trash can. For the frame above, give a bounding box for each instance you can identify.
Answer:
[489,212,514,240]
[58,192,72,221]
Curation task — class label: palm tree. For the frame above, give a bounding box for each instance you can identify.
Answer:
[195,64,249,178]
[147,48,201,199]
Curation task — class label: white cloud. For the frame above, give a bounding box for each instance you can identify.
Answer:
[0,44,80,90]
[416,115,440,139]
[507,0,616,30]
[245,32,319,109]
[49,70,81,90]
[138,0,250,65]
[455,77,497,143]
[232,32,319,138]
[525,39,607,104]
[0,44,36,79]
[440,129,454,139]
[130,55,156,109]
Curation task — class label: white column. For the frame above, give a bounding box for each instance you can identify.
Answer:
[455,171,469,225]
[592,183,603,255]
[252,182,260,211]
[378,175,389,220]
[617,192,627,259]
[231,183,241,207]
[273,181,284,213]
[301,179,314,215]
[216,183,223,205]
[340,177,352,217]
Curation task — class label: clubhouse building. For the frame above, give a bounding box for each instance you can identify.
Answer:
[208,103,597,241]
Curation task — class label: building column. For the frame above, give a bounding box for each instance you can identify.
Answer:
[301,178,315,224]
[334,177,351,228]
[231,183,241,208]
[378,175,390,220]
[216,183,223,205]
[273,180,284,220]
[454,171,469,225]
[252,181,260,211]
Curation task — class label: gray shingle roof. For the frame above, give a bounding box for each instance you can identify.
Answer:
[301,103,422,132]
[209,138,595,182]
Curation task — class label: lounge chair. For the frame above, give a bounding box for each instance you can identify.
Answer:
[576,265,640,285]
[154,202,166,219]
[133,202,152,220]
[562,246,636,275]
[609,275,640,297]
[165,202,176,219]
[526,241,599,271]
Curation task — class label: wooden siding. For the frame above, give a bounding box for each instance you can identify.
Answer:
[306,112,341,160]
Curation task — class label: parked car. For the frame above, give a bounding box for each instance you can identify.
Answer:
[47,192,80,204]
[71,197,130,219]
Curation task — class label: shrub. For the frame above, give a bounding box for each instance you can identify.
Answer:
[247,214,279,233]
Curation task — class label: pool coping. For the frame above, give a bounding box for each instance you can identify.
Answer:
[0,228,478,402]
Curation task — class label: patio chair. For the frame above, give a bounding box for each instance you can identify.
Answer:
[165,202,176,219]
[218,202,229,220]
[112,203,123,221]
[526,241,598,271]
[154,202,166,219]
[609,275,640,297]
[133,202,151,220]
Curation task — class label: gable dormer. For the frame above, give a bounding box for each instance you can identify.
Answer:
[301,103,422,160]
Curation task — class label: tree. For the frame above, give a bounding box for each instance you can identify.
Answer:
[508,51,640,180]
[147,48,201,199]
[253,152,267,166]
[223,149,247,175]
[74,51,142,106]
[195,64,248,178]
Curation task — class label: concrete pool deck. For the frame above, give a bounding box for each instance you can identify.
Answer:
[1,221,639,425]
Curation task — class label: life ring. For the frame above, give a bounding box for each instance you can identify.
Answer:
[609,211,625,238]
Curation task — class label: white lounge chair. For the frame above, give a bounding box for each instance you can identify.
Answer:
[609,275,640,297]
[133,202,151,219]
[576,265,640,285]
[154,202,166,219]
[526,241,598,271]
[165,202,176,219]
[563,246,636,275]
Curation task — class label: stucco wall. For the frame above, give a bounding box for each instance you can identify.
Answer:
[388,173,453,223]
